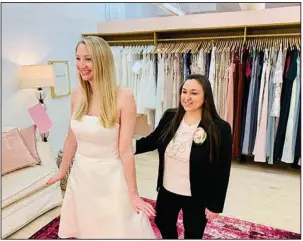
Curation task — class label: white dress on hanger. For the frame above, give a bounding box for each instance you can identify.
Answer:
[281,56,301,163]
[270,46,283,117]
[155,54,165,126]
[208,46,216,95]
[253,49,271,162]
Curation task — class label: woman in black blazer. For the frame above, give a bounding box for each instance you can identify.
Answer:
[135,74,232,239]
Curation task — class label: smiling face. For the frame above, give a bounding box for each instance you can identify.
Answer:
[76,43,94,81]
[181,78,205,112]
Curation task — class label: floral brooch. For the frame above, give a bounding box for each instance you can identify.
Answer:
[193,127,207,145]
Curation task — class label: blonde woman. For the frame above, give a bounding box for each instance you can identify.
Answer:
[46,36,156,239]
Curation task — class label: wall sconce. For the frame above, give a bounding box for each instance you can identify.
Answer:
[19,64,55,142]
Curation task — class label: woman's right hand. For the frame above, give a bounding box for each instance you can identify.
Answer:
[45,171,65,186]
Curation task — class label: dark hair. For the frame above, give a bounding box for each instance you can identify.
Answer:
[159,74,222,163]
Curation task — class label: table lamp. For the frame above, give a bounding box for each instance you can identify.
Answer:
[19,64,55,142]
[19,64,55,108]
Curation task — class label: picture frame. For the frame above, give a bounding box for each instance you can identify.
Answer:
[48,60,71,98]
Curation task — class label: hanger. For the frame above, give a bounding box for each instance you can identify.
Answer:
[275,38,280,51]
[197,41,202,52]
[204,41,209,52]
[182,42,189,53]
[190,41,196,52]
[228,39,232,51]
[158,43,164,53]
[145,45,151,54]
[135,44,140,54]
[294,37,300,50]
[141,45,146,54]
[128,45,134,53]
[177,42,183,53]
[291,37,296,50]
[191,42,197,54]
[176,42,184,53]
[137,45,143,54]
[165,42,172,53]
[269,38,273,49]
[256,38,260,50]
[161,43,168,54]
[150,45,156,54]
[227,39,232,51]
[284,37,288,50]
[218,40,223,51]
[208,40,213,52]
[144,45,149,55]
[258,39,262,50]
[204,40,209,52]
[161,42,168,53]
[121,45,126,54]
[185,42,191,53]
[200,41,206,52]
[169,42,176,53]
[171,42,177,53]
[167,42,174,53]
[222,40,226,51]
[222,40,227,51]
[248,39,252,50]
[216,40,221,51]
[231,39,235,51]
[212,39,216,51]
[191,42,197,52]
[157,43,164,54]
[261,38,264,50]
[288,37,294,50]
[193,41,201,53]
[252,38,256,50]
[144,45,149,54]
[126,45,133,53]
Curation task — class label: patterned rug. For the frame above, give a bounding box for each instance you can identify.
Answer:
[30,198,300,239]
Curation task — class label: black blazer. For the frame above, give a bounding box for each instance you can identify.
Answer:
[135,108,232,213]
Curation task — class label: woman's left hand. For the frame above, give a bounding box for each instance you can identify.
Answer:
[130,194,156,218]
[205,208,219,220]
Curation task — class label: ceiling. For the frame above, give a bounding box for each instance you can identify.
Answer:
[158,2,301,15]
[103,2,300,22]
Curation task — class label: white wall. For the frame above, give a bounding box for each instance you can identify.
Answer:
[2,3,168,155]
[2,3,107,154]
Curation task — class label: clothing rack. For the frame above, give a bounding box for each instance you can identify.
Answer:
[83,23,300,47]
[84,23,301,167]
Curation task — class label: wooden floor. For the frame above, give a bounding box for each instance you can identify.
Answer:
[7,151,301,239]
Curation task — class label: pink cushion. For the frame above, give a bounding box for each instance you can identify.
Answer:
[19,125,41,164]
[2,128,38,176]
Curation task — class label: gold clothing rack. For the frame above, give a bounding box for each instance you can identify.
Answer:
[83,23,301,47]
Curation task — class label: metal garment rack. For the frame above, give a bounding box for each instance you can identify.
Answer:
[82,23,301,47]
[83,22,301,164]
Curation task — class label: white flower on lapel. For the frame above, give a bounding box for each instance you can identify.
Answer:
[193,127,207,145]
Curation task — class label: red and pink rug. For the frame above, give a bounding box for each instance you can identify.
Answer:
[30,198,300,239]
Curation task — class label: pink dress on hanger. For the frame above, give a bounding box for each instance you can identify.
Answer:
[224,61,235,133]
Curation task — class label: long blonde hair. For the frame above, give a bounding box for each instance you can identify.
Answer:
[74,36,118,128]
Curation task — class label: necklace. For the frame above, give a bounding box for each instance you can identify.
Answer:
[184,115,201,126]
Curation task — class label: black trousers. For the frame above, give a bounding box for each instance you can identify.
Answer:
[155,187,208,239]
